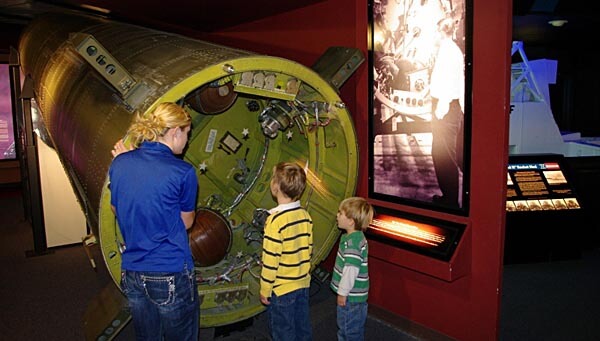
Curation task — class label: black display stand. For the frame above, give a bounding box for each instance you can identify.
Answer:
[504,154,584,264]
[9,48,52,257]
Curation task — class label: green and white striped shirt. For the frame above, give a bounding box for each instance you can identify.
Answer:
[330,231,369,303]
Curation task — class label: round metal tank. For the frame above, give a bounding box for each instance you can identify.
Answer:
[19,13,358,327]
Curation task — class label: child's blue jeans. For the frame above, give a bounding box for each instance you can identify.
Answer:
[267,287,312,341]
[337,301,368,341]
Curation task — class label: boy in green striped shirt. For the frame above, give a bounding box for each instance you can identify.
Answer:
[330,197,374,341]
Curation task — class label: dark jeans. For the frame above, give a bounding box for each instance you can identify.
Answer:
[431,98,464,207]
[121,268,199,341]
[337,301,368,341]
[267,287,312,341]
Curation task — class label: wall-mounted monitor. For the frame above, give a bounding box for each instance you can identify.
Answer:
[368,0,473,216]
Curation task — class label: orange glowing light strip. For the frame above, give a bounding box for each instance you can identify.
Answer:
[369,214,446,247]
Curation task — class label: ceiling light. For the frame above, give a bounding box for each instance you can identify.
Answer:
[548,19,568,27]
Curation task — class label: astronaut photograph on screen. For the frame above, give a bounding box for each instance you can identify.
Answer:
[371,0,467,210]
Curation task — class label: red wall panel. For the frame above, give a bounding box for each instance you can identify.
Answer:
[0,0,511,339]
[200,0,511,340]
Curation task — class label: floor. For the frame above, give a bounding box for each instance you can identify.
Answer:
[2,185,600,340]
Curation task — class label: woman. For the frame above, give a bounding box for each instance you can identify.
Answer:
[109,102,199,341]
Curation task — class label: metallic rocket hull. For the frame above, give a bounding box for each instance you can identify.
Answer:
[19,13,358,327]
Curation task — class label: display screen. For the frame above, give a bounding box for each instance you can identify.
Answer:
[366,206,466,261]
[368,0,473,216]
[0,64,16,160]
[506,155,581,212]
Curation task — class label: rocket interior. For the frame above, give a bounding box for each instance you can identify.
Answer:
[18,13,359,327]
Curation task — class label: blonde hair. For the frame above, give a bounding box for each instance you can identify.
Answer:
[272,162,306,201]
[339,197,374,232]
[127,102,191,147]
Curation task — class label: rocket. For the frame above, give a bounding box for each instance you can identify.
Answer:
[18,12,361,329]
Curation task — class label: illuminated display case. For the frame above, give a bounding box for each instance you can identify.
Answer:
[367,206,465,261]
[506,155,581,212]
[364,206,470,282]
[368,0,473,216]
[504,154,584,264]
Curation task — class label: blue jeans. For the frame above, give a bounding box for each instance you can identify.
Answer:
[121,268,199,341]
[337,301,367,341]
[267,287,312,341]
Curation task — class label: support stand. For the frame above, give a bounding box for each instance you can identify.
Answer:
[83,283,131,340]
[9,47,52,257]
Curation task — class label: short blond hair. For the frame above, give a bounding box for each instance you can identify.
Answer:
[272,162,306,201]
[339,197,374,232]
[127,102,191,147]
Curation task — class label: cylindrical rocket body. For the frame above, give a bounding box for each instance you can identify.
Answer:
[19,13,359,328]
[19,13,254,226]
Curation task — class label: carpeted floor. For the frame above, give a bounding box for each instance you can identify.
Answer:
[0,187,422,341]
[499,248,600,341]
[2,185,600,341]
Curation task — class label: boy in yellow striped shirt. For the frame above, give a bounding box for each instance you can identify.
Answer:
[260,162,313,341]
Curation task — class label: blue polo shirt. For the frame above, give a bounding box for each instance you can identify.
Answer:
[109,141,198,272]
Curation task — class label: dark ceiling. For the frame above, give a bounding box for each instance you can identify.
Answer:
[1,0,598,136]
[0,0,327,32]
[0,0,596,60]
[513,0,599,53]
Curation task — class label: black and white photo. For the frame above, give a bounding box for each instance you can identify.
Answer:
[369,0,471,214]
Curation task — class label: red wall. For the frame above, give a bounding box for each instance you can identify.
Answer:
[2,0,510,339]
[202,1,512,340]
